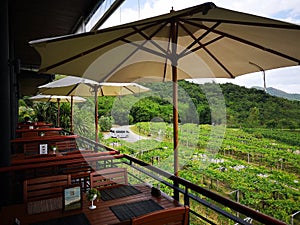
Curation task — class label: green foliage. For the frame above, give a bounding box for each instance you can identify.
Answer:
[19,81,300,130]
[108,123,300,223]
[73,98,95,140]
[99,116,113,131]
[86,188,101,201]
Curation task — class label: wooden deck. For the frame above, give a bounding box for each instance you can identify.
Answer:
[0,185,180,225]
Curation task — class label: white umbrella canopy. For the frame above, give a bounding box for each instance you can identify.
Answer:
[29,95,86,127]
[38,76,150,96]
[38,76,150,141]
[30,3,300,81]
[29,94,86,102]
[30,2,300,175]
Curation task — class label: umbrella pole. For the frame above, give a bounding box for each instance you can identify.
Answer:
[171,17,180,201]
[94,86,99,142]
[171,17,179,177]
[173,68,179,176]
[70,96,74,133]
[57,98,60,127]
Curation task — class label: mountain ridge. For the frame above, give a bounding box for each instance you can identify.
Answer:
[252,86,300,101]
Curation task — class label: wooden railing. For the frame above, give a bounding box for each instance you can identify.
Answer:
[1,137,288,225]
[121,155,287,225]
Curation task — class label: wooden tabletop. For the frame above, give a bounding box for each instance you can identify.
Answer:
[17,123,53,128]
[16,127,63,133]
[0,185,179,225]
[11,134,79,143]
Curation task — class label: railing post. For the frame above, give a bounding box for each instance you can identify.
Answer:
[184,187,190,206]
[173,180,179,201]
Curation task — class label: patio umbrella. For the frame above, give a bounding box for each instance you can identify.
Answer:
[30,2,300,176]
[29,95,86,128]
[38,76,150,141]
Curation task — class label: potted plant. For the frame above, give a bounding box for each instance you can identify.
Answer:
[51,145,57,154]
[86,188,101,210]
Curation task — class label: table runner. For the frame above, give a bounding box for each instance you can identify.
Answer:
[100,185,141,201]
[110,199,164,222]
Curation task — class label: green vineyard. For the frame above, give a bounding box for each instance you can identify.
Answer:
[104,123,300,224]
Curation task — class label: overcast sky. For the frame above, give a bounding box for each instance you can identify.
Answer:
[87,0,300,93]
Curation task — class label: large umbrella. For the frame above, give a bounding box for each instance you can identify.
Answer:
[30,2,300,175]
[29,95,86,127]
[38,76,150,141]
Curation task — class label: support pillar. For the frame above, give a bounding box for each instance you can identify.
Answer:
[0,0,11,206]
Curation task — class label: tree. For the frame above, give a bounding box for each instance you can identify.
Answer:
[246,107,260,127]
[99,116,113,131]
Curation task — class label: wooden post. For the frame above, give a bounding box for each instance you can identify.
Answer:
[94,86,99,142]
[57,98,60,127]
[70,96,74,133]
[171,13,179,201]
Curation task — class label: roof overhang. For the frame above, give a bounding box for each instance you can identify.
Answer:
[10,0,102,69]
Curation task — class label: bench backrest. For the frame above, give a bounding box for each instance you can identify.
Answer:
[90,167,128,190]
[23,174,71,214]
[131,206,189,225]
[54,139,78,152]
[24,174,71,202]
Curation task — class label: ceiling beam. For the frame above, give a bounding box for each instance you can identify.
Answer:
[90,0,125,31]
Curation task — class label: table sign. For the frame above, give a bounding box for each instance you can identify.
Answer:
[39,144,48,154]
[63,186,82,212]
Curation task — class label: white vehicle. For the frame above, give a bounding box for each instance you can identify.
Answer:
[110,128,130,138]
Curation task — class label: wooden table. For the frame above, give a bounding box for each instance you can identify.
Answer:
[0,185,180,225]
[17,123,53,129]
[11,135,79,155]
[16,127,63,137]
[11,134,79,143]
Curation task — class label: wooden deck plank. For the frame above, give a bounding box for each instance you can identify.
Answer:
[0,184,180,225]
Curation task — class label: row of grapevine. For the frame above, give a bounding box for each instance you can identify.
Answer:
[103,123,299,224]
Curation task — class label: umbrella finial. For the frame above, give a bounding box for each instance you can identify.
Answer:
[170,7,175,13]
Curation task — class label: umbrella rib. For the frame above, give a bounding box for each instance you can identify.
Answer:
[123,86,135,94]
[101,22,171,82]
[203,45,235,78]
[182,35,224,56]
[163,27,172,82]
[131,22,170,56]
[185,20,300,64]
[40,21,165,73]
[189,18,300,30]
[178,21,221,57]
[66,83,80,96]
[212,28,300,64]
[175,20,234,78]
[99,86,104,96]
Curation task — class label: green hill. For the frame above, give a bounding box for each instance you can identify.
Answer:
[253,86,300,101]
[125,81,300,129]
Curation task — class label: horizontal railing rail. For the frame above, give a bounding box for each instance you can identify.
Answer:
[122,154,287,225]
[1,134,287,225]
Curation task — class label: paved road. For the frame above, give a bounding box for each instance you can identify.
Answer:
[103,125,147,142]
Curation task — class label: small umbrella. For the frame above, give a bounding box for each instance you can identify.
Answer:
[30,2,300,176]
[29,94,86,127]
[38,76,150,141]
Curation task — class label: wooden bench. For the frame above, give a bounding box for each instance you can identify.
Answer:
[90,167,128,190]
[131,206,189,225]
[23,174,71,214]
